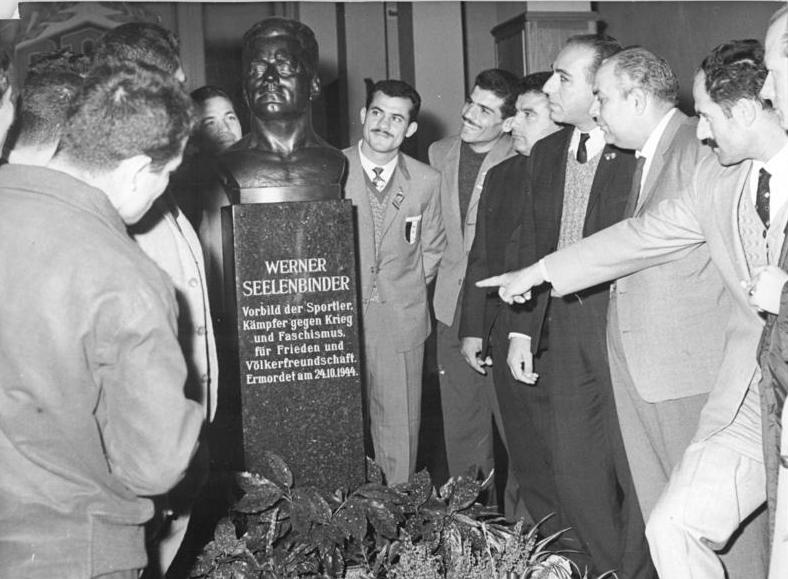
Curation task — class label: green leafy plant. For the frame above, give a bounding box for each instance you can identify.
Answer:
[189,452,609,578]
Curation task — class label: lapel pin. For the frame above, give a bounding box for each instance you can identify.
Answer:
[393,191,404,209]
[604,152,617,161]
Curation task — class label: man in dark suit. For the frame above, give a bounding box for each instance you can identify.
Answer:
[459,71,563,533]
[343,79,445,485]
[504,35,654,577]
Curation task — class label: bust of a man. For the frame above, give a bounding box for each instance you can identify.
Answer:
[218,18,345,203]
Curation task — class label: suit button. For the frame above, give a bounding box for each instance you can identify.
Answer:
[197,326,206,336]
[781,455,788,469]
[188,278,199,288]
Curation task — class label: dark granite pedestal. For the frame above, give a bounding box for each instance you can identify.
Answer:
[221,199,365,492]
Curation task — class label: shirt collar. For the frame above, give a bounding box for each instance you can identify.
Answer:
[638,108,677,160]
[358,140,398,185]
[569,126,605,161]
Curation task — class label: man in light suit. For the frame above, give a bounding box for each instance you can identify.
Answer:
[343,79,445,485]
[481,39,786,578]
[429,69,517,502]
[592,45,766,579]
[749,7,788,577]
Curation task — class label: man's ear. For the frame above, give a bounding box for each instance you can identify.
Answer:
[359,107,367,126]
[502,116,515,132]
[732,97,758,126]
[119,154,153,192]
[629,87,648,115]
[405,121,418,139]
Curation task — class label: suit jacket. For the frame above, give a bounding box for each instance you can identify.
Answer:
[430,134,515,325]
[131,193,219,421]
[508,127,636,348]
[545,154,765,441]
[611,111,730,402]
[343,145,446,352]
[459,154,530,349]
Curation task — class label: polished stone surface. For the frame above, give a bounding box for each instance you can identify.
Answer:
[222,199,365,492]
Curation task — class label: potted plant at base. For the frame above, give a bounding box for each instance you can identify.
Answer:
[189,452,607,578]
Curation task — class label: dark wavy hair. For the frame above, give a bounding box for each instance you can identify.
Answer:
[366,79,422,123]
[699,39,767,115]
[473,68,519,119]
[59,62,194,172]
[93,21,181,76]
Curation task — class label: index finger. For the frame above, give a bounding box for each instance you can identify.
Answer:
[476,275,504,288]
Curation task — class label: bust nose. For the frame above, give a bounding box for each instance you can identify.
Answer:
[262,61,280,82]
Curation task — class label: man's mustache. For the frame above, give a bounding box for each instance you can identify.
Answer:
[702,137,719,149]
[372,128,393,138]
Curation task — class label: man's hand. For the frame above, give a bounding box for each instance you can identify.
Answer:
[460,336,492,375]
[507,335,538,384]
[476,263,546,304]
[745,265,788,314]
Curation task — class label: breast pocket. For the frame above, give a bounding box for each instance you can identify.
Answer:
[405,215,422,245]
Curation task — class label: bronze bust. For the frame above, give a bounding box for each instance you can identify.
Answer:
[218,17,345,203]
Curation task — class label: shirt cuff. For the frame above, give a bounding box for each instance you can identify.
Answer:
[508,332,532,344]
[538,258,552,283]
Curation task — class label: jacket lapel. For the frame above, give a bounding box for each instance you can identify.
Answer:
[636,112,685,214]
[380,154,410,241]
[585,144,620,219]
[728,160,755,281]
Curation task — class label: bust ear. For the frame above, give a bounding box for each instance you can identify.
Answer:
[310,75,321,100]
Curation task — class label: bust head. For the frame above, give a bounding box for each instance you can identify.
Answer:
[242,18,320,122]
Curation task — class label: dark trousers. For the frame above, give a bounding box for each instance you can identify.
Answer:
[547,294,655,579]
[490,324,587,565]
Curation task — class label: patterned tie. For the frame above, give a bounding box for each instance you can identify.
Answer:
[372,167,385,191]
[576,132,590,164]
[624,155,647,217]
[757,167,771,230]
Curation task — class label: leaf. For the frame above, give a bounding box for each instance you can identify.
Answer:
[257,451,294,489]
[234,477,284,514]
[333,496,369,541]
[213,517,239,553]
[355,482,403,505]
[366,456,384,484]
[291,488,316,536]
[447,476,481,513]
[366,500,399,539]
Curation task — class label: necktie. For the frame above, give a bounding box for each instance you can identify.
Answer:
[372,167,385,191]
[757,167,771,230]
[624,155,647,217]
[576,132,590,164]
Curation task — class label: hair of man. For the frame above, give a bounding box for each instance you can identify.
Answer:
[699,38,768,115]
[565,33,623,83]
[190,84,234,106]
[14,51,88,148]
[242,18,319,76]
[58,62,194,172]
[365,79,422,123]
[606,46,679,106]
[519,71,552,96]
[473,68,519,118]
[93,21,181,76]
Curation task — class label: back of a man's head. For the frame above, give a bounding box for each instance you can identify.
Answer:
[473,68,519,118]
[606,46,679,107]
[93,21,182,77]
[700,39,767,113]
[12,51,89,153]
[57,62,194,173]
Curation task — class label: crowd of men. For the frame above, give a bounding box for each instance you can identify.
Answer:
[1,6,787,579]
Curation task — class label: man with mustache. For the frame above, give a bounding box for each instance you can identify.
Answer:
[342,79,445,484]
[428,69,518,509]
[480,39,787,578]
